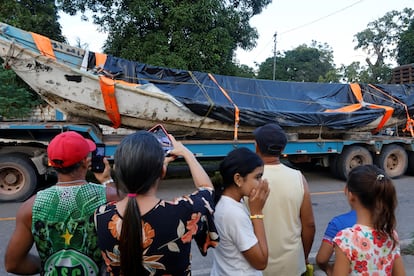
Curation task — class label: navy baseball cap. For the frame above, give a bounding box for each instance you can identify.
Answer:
[253,123,287,155]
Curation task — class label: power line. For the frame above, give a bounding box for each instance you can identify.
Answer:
[250,0,365,64]
[280,0,365,35]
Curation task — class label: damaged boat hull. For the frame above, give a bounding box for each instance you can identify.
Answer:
[1,22,414,139]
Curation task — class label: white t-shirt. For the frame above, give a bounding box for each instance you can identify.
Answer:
[210,196,262,276]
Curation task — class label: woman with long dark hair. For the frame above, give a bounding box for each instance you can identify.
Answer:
[333,165,405,275]
[94,131,218,275]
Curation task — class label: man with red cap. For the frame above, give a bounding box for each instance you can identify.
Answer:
[5,131,121,275]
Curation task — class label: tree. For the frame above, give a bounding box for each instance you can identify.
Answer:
[0,69,41,119]
[397,20,414,65]
[56,0,271,75]
[256,57,275,80]
[0,0,65,42]
[232,64,256,78]
[0,0,64,119]
[353,8,414,83]
[340,62,364,83]
[339,62,383,83]
[257,41,339,82]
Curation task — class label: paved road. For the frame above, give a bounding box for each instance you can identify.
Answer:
[189,168,414,275]
[1,168,413,275]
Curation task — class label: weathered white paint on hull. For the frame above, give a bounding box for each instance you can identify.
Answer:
[0,32,402,139]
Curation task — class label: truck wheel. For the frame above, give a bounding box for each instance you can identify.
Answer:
[375,144,408,178]
[408,152,414,175]
[329,154,339,178]
[336,146,373,180]
[0,154,38,202]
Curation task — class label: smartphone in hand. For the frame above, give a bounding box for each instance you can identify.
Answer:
[148,124,174,156]
[91,143,106,173]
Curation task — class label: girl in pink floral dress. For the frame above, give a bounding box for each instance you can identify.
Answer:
[333,165,405,276]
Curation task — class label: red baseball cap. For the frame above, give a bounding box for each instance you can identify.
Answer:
[48,131,96,168]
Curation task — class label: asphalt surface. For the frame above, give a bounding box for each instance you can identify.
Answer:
[1,168,414,275]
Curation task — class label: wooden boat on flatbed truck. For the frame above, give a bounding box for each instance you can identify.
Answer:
[1,22,414,139]
[1,22,414,201]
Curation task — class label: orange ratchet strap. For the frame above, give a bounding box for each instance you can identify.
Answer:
[325,83,393,134]
[95,52,107,68]
[96,52,139,127]
[208,73,240,141]
[99,76,121,128]
[368,84,414,137]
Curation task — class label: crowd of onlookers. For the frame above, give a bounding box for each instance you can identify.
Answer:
[5,123,406,275]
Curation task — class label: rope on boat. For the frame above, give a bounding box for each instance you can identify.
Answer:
[2,39,15,69]
[208,73,239,141]
[189,71,215,131]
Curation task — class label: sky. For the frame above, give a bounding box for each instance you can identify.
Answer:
[59,0,414,69]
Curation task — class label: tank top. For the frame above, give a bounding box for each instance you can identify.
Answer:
[32,183,106,275]
[262,164,306,276]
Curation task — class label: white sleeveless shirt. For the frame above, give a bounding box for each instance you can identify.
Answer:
[261,164,306,276]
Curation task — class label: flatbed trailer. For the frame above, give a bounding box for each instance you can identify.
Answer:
[1,122,414,202]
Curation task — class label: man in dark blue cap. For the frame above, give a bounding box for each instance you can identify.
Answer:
[253,123,315,276]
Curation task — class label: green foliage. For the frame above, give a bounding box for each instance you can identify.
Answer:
[397,20,414,65]
[353,8,414,83]
[0,0,65,42]
[56,0,271,75]
[256,57,274,80]
[0,67,42,119]
[340,62,366,83]
[256,8,414,84]
[235,64,256,78]
[0,0,60,118]
[318,69,341,83]
[340,61,392,84]
[365,66,392,83]
[257,41,339,82]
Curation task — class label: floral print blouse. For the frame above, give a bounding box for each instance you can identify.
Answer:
[94,188,219,276]
[333,224,401,276]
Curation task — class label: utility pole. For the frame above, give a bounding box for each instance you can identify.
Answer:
[272,32,277,81]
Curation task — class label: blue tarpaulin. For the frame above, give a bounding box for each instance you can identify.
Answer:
[103,55,414,130]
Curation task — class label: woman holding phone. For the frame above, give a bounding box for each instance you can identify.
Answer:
[94,130,219,275]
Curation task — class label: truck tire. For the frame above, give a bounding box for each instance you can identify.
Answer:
[0,154,38,202]
[375,144,408,178]
[329,154,339,178]
[408,152,414,175]
[336,146,373,180]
